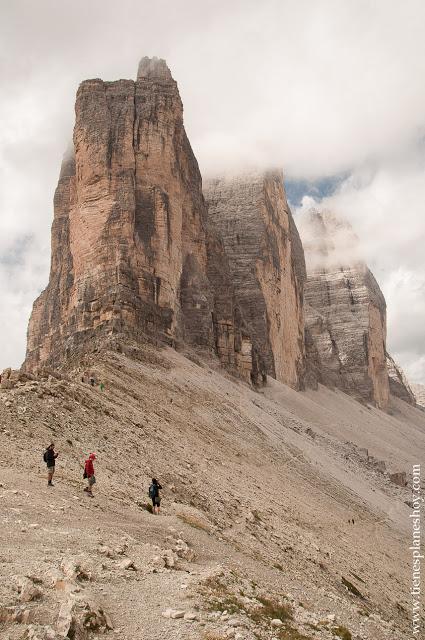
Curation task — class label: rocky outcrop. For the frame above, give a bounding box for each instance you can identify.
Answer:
[299,210,390,408]
[27,57,211,368]
[204,172,306,390]
[25,58,267,386]
[411,383,425,410]
[386,354,415,405]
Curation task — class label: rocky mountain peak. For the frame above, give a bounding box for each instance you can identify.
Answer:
[137,56,173,81]
[299,207,414,409]
[24,58,416,410]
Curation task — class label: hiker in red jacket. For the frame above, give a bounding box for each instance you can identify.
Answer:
[83,453,96,497]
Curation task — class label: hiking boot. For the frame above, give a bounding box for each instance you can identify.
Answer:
[48,481,54,487]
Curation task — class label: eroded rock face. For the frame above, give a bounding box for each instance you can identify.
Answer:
[206,229,266,385]
[411,383,425,410]
[25,58,267,386]
[26,58,212,369]
[204,172,306,390]
[299,210,390,408]
[386,354,415,405]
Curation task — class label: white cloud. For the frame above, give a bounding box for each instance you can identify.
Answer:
[0,0,424,381]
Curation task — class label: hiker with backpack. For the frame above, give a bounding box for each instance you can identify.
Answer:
[149,478,162,514]
[44,443,58,486]
[83,453,96,497]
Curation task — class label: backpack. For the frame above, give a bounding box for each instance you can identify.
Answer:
[43,450,48,463]
[148,483,157,499]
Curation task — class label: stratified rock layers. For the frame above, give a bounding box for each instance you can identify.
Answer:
[25,59,268,385]
[204,173,306,390]
[27,60,212,369]
[386,354,415,405]
[299,210,390,408]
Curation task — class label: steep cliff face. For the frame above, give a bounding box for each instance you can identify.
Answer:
[26,59,213,370]
[299,210,390,408]
[204,172,306,390]
[411,383,425,410]
[386,354,415,404]
[206,229,266,386]
[25,58,267,386]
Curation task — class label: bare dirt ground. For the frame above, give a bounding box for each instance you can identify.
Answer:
[1,344,424,640]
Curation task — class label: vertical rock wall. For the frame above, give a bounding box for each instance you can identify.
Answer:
[204,172,306,390]
[26,58,215,370]
[386,354,416,404]
[299,210,390,408]
[25,58,268,386]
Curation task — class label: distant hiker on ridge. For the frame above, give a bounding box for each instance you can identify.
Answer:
[149,478,162,514]
[44,443,58,487]
[83,453,96,497]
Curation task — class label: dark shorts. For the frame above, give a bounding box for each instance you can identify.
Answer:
[152,496,160,506]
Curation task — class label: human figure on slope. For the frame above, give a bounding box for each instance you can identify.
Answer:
[149,478,162,514]
[44,443,58,487]
[83,453,96,497]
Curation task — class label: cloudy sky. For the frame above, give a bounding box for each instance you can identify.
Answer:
[1,0,424,383]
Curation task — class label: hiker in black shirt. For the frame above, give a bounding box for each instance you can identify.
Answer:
[149,478,162,515]
[44,443,58,487]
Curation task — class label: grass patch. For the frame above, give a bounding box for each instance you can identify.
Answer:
[138,502,153,513]
[250,596,293,623]
[200,576,242,615]
[349,571,365,584]
[341,577,364,599]
[331,625,352,640]
[177,513,210,532]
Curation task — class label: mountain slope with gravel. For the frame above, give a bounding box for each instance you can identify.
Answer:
[1,342,424,640]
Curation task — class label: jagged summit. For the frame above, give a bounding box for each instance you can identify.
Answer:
[137,56,173,81]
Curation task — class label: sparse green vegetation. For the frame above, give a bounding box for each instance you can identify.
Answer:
[349,571,365,584]
[250,596,293,623]
[200,576,242,614]
[331,625,352,640]
[342,576,364,598]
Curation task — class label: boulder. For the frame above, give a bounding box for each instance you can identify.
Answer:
[162,608,185,619]
[56,595,112,638]
[18,577,43,602]
[23,625,59,640]
[389,472,407,487]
